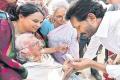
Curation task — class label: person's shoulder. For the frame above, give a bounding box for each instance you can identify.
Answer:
[103,10,120,21]
[108,3,120,11]
[106,10,120,15]
[42,19,53,26]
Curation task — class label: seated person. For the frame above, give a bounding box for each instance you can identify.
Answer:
[15,33,70,80]
[15,33,68,63]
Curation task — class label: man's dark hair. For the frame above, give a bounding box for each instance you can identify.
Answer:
[66,0,106,21]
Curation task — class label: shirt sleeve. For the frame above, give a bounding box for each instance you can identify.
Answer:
[106,64,120,78]
[0,53,22,69]
[83,35,101,59]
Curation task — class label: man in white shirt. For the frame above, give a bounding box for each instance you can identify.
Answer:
[83,0,120,60]
[65,0,120,79]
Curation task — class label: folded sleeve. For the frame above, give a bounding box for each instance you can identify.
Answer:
[106,64,120,78]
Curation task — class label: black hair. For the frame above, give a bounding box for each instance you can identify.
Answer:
[8,3,45,21]
[66,0,106,21]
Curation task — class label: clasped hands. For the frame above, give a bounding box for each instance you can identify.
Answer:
[63,58,93,71]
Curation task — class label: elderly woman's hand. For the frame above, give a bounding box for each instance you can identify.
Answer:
[70,58,92,70]
[56,43,69,53]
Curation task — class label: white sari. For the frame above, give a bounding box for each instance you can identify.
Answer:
[48,21,79,63]
[23,54,64,80]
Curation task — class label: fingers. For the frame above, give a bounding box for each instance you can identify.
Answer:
[65,58,91,70]
[58,45,68,53]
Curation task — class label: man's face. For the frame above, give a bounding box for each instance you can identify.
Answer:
[70,15,99,38]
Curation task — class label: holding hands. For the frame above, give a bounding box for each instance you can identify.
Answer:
[64,58,93,70]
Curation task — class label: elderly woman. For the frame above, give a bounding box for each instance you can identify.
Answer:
[15,33,65,80]
[47,1,82,80]
[47,1,79,65]
[15,33,68,63]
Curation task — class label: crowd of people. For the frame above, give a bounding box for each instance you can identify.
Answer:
[0,0,120,80]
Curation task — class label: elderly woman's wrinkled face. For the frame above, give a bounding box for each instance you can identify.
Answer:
[53,7,67,27]
[20,12,44,33]
[17,34,42,61]
[21,37,41,55]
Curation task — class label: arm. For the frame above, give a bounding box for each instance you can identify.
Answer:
[40,47,58,54]
[40,46,67,54]
[0,53,22,69]
[0,52,28,79]
[71,58,107,73]
[71,58,120,78]
[92,62,120,78]
[90,60,107,73]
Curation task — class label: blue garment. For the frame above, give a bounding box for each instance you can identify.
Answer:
[39,19,54,36]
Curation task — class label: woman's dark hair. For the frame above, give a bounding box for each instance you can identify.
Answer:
[66,0,107,21]
[9,3,44,21]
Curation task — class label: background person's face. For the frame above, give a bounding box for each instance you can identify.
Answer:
[20,12,44,33]
[53,7,66,27]
[6,0,17,3]
[25,0,44,6]
[107,0,120,4]
[70,17,98,38]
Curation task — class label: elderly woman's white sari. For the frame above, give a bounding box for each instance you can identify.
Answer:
[15,33,64,80]
[23,55,64,80]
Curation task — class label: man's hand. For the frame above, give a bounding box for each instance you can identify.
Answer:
[63,60,73,80]
[71,58,92,70]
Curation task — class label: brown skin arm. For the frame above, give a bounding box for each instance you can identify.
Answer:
[40,45,68,54]
[40,47,58,54]
[70,58,107,73]
[90,60,107,73]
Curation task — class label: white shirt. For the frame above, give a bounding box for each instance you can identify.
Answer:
[83,10,120,79]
